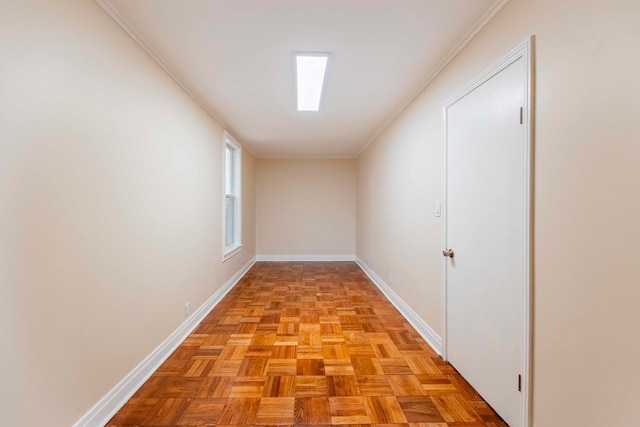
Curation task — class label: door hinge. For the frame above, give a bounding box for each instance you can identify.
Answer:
[519,107,523,124]
[518,374,522,392]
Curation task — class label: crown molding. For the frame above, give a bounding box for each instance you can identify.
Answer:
[94,0,509,160]
[256,155,356,160]
[93,0,257,158]
[354,0,512,157]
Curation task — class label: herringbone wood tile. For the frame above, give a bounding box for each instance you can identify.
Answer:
[107,262,507,426]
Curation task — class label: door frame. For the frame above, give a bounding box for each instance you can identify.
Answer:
[441,37,533,427]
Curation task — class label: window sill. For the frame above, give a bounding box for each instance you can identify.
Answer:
[223,244,242,262]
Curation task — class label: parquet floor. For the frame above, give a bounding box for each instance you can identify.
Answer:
[108,262,507,427]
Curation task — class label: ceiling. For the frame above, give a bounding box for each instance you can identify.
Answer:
[99,0,505,157]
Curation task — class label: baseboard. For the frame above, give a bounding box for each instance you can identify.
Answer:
[355,256,442,354]
[73,256,256,427]
[256,254,355,262]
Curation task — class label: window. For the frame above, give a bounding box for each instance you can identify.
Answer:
[223,132,242,260]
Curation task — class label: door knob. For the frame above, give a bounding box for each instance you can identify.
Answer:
[443,249,454,258]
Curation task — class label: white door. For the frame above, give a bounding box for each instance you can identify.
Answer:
[444,47,530,427]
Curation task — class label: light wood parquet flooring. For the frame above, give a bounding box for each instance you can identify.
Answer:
[108,261,507,427]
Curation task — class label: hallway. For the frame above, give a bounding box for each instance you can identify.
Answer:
[108,262,506,426]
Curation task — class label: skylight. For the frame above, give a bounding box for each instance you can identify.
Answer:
[296,53,329,111]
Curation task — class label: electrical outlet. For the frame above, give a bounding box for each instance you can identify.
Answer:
[185,302,190,317]
[389,273,393,284]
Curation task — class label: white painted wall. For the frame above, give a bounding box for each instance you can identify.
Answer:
[256,159,356,257]
[357,0,640,425]
[0,1,255,425]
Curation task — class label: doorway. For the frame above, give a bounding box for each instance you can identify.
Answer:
[441,39,532,427]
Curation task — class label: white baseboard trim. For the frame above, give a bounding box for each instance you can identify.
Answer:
[256,254,355,262]
[73,256,256,427]
[355,256,442,355]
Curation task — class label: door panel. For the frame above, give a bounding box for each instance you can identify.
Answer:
[446,57,525,426]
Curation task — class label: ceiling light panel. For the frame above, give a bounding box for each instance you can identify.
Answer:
[296,53,329,111]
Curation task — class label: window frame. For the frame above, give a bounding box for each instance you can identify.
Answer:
[222,131,242,261]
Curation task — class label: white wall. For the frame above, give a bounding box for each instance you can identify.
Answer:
[356,0,640,425]
[0,0,255,425]
[256,159,356,257]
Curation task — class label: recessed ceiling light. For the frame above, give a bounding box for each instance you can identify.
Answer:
[296,53,329,111]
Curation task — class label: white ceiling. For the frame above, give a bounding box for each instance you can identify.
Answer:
[100,0,504,157]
